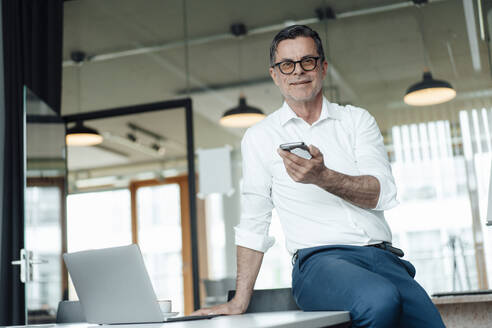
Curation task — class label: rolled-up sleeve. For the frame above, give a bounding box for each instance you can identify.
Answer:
[352,108,399,211]
[234,128,275,253]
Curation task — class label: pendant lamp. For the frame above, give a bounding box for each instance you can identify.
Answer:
[220,95,265,128]
[404,69,456,106]
[66,51,104,147]
[220,23,265,128]
[66,121,103,146]
[404,7,456,106]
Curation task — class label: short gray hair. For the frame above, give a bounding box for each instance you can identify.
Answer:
[269,25,325,67]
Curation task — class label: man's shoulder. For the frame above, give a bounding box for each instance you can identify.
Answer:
[327,103,380,134]
[329,102,372,122]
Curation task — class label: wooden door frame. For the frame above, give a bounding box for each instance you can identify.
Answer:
[130,176,194,314]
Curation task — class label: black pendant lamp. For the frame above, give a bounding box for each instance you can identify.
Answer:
[66,121,103,146]
[220,95,265,128]
[66,51,103,146]
[220,23,265,128]
[404,69,456,106]
[404,7,456,107]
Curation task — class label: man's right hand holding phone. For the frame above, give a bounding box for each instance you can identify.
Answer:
[278,143,327,186]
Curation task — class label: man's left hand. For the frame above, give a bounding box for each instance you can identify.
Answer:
[278,145,326,185]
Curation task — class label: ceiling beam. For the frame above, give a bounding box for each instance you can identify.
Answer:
[62,0,448,67]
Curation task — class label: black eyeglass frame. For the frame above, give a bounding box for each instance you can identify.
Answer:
[272,56,321,75]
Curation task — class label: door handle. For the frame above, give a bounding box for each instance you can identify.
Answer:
[11,249,48,283]
[11,249,27,283]
[29,258,48,265]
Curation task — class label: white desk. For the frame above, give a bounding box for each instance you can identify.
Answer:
[13,311,350,328]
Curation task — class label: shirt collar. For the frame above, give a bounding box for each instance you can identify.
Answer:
[279,96,341,126]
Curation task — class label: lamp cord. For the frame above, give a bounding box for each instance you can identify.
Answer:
[238,35,244,95]
[415,6,431,70]
[77,61,81,115]
[322,0,334,102]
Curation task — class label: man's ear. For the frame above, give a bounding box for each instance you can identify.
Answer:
[321,60,328,78]
[269,67,280,86]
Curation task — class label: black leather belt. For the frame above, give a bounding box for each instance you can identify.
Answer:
[291,242,404,264]
[367,242,404,257]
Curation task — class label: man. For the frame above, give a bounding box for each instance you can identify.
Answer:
[193,25,445,328]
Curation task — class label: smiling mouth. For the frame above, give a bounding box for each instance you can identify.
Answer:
[290,80,311,85]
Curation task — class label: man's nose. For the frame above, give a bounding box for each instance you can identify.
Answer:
[293,62,304,75]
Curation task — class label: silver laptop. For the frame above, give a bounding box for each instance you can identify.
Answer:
[63,244,218,324]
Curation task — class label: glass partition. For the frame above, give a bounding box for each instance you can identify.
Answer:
[65,104,201,314]
[24,87,67,324]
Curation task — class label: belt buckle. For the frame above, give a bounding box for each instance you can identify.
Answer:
[292,251,299,265]
[381,242,404,257]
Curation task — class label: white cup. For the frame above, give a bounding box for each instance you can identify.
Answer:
[158,300,172,313]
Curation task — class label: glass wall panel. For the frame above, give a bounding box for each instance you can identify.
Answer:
[25,87,67,324]
[25,186,63,322]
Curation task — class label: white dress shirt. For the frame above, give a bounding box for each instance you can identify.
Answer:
[234,97,399,255]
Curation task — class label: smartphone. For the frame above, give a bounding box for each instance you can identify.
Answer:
[279,142,312,159]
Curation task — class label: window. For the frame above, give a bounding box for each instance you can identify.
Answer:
[205,193,226,279]
[136,183,185,313]
[66,177,194,314]
[67,189,132,300]
[67,189,132,252]
[386,118,480,294]
[255,209,292,289]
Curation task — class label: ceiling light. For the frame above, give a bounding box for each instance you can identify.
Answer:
[151,143,166,155]
[66,121,103,146]
[220,23,266,128]
[220,96,266,128]
[403,7,457,107]
[403,70,456,106]
[463,0,481,71]
[127,132,137,142]
[66,51,103,146]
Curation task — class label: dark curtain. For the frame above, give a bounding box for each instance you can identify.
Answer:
[22,0,63,114]
[0,0,26,324]
[0,0,62,325]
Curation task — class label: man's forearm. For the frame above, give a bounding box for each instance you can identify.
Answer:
[231,245,264,311]
[318,168,380,209]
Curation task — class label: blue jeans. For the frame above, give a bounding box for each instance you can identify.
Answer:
[292,245,445,328]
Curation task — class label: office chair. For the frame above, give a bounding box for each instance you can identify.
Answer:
[203,278,236,307]
[227,288,300,313]
[56,301,86,323]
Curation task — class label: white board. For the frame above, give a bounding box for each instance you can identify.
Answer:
[196,146,234,198]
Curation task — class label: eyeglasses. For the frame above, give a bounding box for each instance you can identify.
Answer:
[273,56,320,75]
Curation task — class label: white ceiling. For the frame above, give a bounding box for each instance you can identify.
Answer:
[57,0,492,179]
